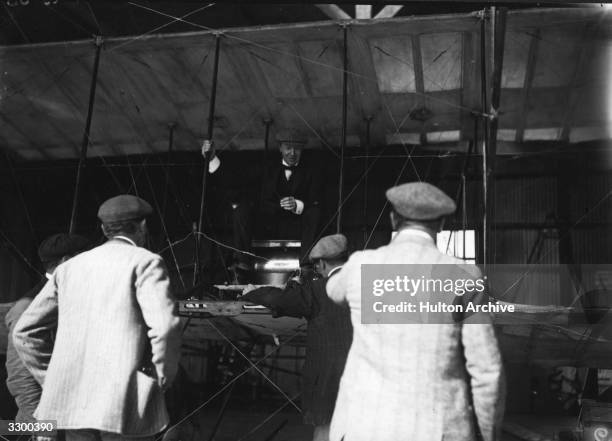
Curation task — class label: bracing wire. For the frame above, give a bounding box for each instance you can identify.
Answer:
[207,319,302,412]
[155,328,304,440]
[126,1,490,118]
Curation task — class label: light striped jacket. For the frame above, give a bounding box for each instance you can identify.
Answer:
[326,229,505,441]
[13,239,181,436]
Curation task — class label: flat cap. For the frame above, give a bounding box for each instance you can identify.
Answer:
[276,129,307,145]
[38,233,91,263]
[386,182,456,220]
[309,234,348,261]
[97,194,153,223]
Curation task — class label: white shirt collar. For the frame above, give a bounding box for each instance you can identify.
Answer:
[113,235,137,247]
[395,228,435,243]
[282,159,299,168]
[328,266,343,277]
[45,272,53,280]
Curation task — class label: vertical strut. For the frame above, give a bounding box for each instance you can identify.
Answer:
[194,34,222,286]
[69,36,103,233]
[162,122,176,219]
[363,116,372,247]
[336,24,349,233]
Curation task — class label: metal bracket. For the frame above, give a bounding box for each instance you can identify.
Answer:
[93,35,104,47]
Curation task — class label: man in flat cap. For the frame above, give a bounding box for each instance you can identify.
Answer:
[202,129,323,273]
[241,234,352,441]
[5,233,90,423]
[13,194,181,441]
[326,182,505,441]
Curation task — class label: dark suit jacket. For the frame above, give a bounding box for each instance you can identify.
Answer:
[209,153,324,208]
[260,157,324,217]
[5,279,46,422]
[242,274,352,425]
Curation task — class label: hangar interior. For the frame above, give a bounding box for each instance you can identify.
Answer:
[0,2,611,440]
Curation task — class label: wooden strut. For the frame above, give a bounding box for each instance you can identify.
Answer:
[69,36,103,234]
[260,119,272,206]
[263,118,272,161]
[479,7,506,271]
[479,11,489,271]
[161,122,176,219]
[363,116,373,247]
[336,24,349,234]
[194,34,222,286]
[487,6,507,267]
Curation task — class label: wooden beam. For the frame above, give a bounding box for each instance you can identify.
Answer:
[315,4,351,21]
[484,7,508,266]
[460,31,479,142]
[375,5,404,19]
[515,30,540,143]
[30,52,99,156]
[410,35,427,145]
[355,5,372,19]
[347,28,386,147]
[74,56,156,155]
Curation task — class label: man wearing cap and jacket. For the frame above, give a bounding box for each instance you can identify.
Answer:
[5,233,91,423]
[241,234,352,441]
[202,129,324,266]
[13,195,181,441]
[326,182,505,441]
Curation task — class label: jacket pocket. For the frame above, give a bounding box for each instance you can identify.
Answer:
[123,370,168,435]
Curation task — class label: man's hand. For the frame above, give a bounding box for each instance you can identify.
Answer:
[158,374,170,392]
[201,139,215,159]
[280,196,297,212]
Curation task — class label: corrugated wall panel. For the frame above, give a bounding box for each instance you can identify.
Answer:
[494,177,557,224]
[569,173,612,225]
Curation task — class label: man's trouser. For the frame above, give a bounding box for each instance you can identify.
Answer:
[313,424,330,441]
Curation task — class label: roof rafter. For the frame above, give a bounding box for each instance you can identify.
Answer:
[375,5,404,19]
[315,4,351,21]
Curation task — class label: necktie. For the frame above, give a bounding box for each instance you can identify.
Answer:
[283,165,296,180]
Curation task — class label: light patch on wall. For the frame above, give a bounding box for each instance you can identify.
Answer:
[426,130,460,143]
[19,150,44,161]
[90,145,117,157]
[523,127,561,141]
[47,147,76,159]
[497,129,517,141]
[115,143,148,156]
[386,132,420,145]
[326,134,361,147]
[569,126,611,144]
